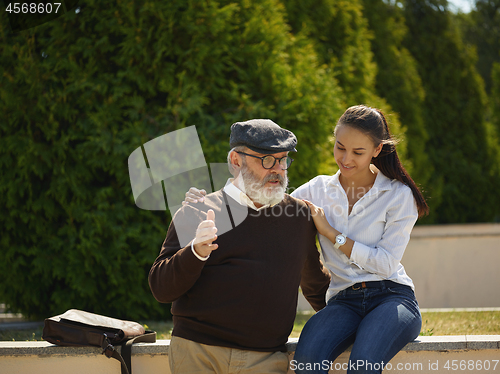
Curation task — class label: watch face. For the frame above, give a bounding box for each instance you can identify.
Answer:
[337,235,346,245]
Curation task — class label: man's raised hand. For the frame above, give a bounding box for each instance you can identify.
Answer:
[182,187,207,205]
[193,209,218,258]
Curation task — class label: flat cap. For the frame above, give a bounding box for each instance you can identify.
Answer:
[229,119,297,154]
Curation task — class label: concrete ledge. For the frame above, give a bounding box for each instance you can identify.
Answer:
[0,340,170,356]
[410,223,500,238]
[285,335,500,352]
[1,336,499,374]
[1,335,499,356]
[411,223,500,238]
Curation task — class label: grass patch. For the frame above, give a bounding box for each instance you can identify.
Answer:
[1,311,499,341]
[290,312,313,338]
[141,320,174,340]
[0,327,44,342]
[292,311,500,338]
[420,311,500,335]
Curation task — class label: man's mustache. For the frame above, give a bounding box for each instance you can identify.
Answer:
[262,173,286,186]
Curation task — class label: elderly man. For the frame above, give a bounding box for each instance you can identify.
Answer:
[149,119,330,374]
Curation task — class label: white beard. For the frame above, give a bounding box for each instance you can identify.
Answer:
[240,165,288,206]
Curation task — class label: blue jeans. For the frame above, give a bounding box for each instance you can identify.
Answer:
[293,282,421,374]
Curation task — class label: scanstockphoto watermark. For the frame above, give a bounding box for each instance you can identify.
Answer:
[290,359,500,372]
[248,202,314,219]
[287,185,372,219]
[289,359,425,372]
[247,195,368,220]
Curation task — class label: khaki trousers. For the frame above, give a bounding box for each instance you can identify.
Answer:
[169,336,290,374]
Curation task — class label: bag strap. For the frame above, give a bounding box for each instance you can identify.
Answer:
[101,331,156,374]
[121,331,157,374]
[101,333,130,374]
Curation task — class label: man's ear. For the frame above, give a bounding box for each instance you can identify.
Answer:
[229,150,243,174]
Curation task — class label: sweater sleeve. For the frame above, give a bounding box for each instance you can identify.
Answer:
[148,208,207,303]
[300,242,331,311]
[298,201,331,311]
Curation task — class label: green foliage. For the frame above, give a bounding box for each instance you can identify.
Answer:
[0,0,343,319]
[458,0,500,94]
[362,0,432,195]
[403,0,497,223]
[282,0,377,104]
[281,0,411,178]
[0,5,170,318]
[492,63,500,136]
[487,63,500,221]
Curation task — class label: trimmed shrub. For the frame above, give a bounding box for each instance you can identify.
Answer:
[0,0,342,319]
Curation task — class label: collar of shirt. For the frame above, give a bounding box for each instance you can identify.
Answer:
[327,167,393,196]
[223,179,271,211]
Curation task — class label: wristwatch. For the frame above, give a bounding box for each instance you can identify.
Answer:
[333,233,347,250]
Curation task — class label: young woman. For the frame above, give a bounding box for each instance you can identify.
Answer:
[183,105,428,373]
[290,105,428,373]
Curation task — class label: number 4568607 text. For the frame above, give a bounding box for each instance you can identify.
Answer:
[443,360,499,371]
[6,3,62,14]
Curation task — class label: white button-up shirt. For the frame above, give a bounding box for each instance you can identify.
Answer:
[291,169,418,301]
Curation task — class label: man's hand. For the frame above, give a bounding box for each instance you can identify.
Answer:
[193,209,218,258]
[182,187,207,205]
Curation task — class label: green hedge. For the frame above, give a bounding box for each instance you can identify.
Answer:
[403,0,499,223]
[362,0,432,197]
[0,0,343,319]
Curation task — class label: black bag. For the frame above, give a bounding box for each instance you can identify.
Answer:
[42,309,156,374]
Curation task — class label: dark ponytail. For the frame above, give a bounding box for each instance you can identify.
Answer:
[336,105,429,218]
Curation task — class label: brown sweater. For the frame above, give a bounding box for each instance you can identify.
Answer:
[149,190,330,352]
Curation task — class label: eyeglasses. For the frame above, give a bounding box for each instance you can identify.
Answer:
[236,151,293,170]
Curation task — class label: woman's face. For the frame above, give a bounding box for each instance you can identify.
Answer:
[334,125,382,178]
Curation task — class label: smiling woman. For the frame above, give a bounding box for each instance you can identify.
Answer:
[291,104,429,374]
[333,105,428,218]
